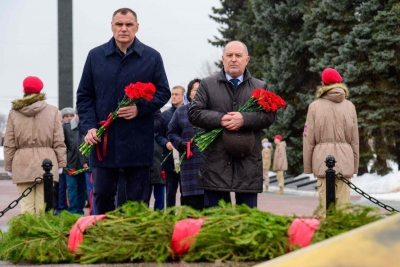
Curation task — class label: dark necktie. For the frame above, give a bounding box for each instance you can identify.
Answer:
[230,78,240,89]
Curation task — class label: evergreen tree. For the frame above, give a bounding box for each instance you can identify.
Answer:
[251,0,318,175]
[325,0,399,174]
[209,0,268,78]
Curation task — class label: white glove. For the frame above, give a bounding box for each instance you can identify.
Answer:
[58,168,63,174]
[7,172,12,177]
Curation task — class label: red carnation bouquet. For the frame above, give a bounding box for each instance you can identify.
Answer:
[79,82,156,159]
[194,88,286,152]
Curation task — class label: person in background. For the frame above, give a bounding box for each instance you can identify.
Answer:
[76,108,97,215]
[303,68,359,215]
[273,135,287,194]
[148,139,166,210]
[188,41,276,208]
[168,78,204,210]
[63,107,87,215]
[155,86,185,207]
[58,107,75,213]
[261,138,273,192]
[4,76,66,214]
[76,8,170,214]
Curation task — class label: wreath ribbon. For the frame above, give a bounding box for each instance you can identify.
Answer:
[96,113,113,161]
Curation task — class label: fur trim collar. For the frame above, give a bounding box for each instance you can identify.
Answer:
[316,83,349,99]
[12,93,46,110]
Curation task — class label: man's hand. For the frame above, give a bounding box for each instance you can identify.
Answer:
[220,112,244,131]
[166,141,174,151]
[117,105,138,120]
[84,128,101,145]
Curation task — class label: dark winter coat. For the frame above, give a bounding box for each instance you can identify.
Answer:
[150,112,165,185]
[188,69,276,193]
[63,118,84,171]
[155,106,177,171]
[150,139,165,185]
[168,104,203,196]
[76,37,170,168]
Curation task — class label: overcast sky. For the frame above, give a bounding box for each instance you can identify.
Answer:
[0,0,222,116]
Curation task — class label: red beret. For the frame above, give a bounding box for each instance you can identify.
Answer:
[274,135,283,141]
[321,68,342,85]
[23,76,43,94]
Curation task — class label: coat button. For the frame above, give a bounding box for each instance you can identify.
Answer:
[227,162,231,165]
[233,102,236,105]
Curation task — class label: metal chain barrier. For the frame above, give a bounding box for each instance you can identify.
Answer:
[336,173,399,213]
[0,177,43,218]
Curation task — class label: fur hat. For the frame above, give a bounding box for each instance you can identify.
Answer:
[274,135,283,141]
[61,107,75,118]
[321,68,342,85]
[23,76,43,94]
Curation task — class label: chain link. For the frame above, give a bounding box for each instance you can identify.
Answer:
[336,173,399,213]
[0,177,43,218]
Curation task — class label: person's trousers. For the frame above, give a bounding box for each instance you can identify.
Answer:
[17,182,44,214]
[204,190,257,208]
[317,177,351,216]
[92,166,150,214]
[263,169,270,186]
[58,173,68,210]
[276,171,285,187]
[152,184,165,211]
[66,173,87,215]
[85,172,97,215]
[165,170,180,207]
[181,194,204,211]
[53,181,60,213]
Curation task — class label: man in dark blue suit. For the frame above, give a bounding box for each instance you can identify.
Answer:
[76,8,170,214]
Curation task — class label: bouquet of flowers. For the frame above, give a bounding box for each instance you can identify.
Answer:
[65,167,90,176]
[79,82,156,159]
[194,88,286,152]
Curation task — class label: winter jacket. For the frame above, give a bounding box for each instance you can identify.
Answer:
[273,141,288,172]
[168,104,203,196]
[303,83,359,178]
[155,106,177,171]
[150,139,165,185]
[188,68,276,193]
[76,37,170,168]
[63,118,84,170]
[262,145,273,170]
[4,93,66,183]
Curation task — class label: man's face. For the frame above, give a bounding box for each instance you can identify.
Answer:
[274,138,280,145]
[222,42,250,78]
[171,88,184,107]
[63,114,74,123]
[189,82,199,100]
[111,12,139,47]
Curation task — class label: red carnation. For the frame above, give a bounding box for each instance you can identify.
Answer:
[69,169,76,176]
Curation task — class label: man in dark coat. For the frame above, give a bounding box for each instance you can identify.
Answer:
[76,8,170,214]
[188,41,276,208]
[155,86,185,207]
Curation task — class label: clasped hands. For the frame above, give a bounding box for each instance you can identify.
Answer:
[220,112,244,131]
[84,105,138,145]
